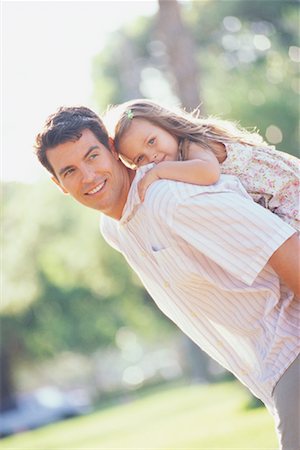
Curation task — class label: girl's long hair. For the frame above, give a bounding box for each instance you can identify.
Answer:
[104,99,268,163]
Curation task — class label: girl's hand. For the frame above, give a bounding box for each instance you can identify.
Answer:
[138,168,160,201]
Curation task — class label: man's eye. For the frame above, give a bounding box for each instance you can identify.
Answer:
[64,168,75,177]
[89,153,98,160]
[148,138,155,145]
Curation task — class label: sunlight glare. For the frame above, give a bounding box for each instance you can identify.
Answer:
[2,1,158,183]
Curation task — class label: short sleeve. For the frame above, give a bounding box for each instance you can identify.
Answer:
[170,191,296,285]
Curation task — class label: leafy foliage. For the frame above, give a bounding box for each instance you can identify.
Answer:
[1,181,173,365]
[93,0,299,156]
[2,0,299,402]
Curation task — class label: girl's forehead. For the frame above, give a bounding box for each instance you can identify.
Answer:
[120,119,159,148]
[129,118,156,133]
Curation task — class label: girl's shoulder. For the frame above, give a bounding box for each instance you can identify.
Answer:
[220,142,253,170]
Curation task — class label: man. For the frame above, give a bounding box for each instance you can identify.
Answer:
[35,106,299,450]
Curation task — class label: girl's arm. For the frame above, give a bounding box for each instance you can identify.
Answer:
[138,143,221,201]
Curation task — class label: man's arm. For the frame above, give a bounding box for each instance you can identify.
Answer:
[268,232,300,296]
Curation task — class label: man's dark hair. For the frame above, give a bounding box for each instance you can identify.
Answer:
[34,106,110,177]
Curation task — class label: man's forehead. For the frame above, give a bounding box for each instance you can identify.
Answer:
[49,130,102,154]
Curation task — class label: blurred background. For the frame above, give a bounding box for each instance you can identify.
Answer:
[1,0,299,447]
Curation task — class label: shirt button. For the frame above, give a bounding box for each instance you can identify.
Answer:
[163,280,170,288]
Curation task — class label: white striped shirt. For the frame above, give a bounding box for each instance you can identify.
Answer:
[100,166,299,412]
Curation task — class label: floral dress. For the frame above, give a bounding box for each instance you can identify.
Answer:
[220,143,299,231]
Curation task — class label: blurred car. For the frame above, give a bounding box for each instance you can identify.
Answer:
[0,386,91,438]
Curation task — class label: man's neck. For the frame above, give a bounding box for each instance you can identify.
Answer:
[111,167,136,221]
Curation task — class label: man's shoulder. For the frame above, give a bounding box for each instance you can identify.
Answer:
[142,179,187,219]
[144,174,251,212]
[100,214,121,251]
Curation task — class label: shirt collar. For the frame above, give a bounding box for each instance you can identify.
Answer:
[120,163,155,225]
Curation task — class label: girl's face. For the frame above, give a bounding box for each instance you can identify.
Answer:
[118,118,179,168]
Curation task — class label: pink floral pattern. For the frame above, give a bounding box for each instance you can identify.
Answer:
[220,143,300,231]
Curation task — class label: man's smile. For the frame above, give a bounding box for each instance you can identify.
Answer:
[85,179,107,195]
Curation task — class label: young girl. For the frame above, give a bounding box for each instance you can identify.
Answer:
[105,99,299,231]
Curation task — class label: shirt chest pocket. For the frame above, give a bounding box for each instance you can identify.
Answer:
[149,244,204,288]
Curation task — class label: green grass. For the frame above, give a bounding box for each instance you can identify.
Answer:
[0,381,278,449]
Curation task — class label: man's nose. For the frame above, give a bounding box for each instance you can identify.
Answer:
[81,165,95,183]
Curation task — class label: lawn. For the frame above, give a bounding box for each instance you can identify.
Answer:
[1,380,278,449]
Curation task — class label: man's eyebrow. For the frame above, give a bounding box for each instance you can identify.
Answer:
[58,145,100,176]
[84,145,100,159]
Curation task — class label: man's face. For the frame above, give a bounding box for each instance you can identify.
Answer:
[47,129,131,219]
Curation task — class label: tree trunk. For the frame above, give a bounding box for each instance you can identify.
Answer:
[157,0,201,110]
[0,330,17,411]
[119,34,142,100]
[181,335,214,382]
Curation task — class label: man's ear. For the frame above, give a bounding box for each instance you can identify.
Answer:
[51,176,69,194]
[108,137,119,160]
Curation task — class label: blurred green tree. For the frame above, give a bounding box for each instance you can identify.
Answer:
[2,0,299,410]
[93,0,299,156]
[1,182,173,409]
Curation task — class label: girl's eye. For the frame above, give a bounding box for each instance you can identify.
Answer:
[136,155,145,164]
[148,138,155,145]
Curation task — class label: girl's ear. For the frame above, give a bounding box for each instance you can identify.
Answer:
[51,176,69,194]
[108,137,119,160]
